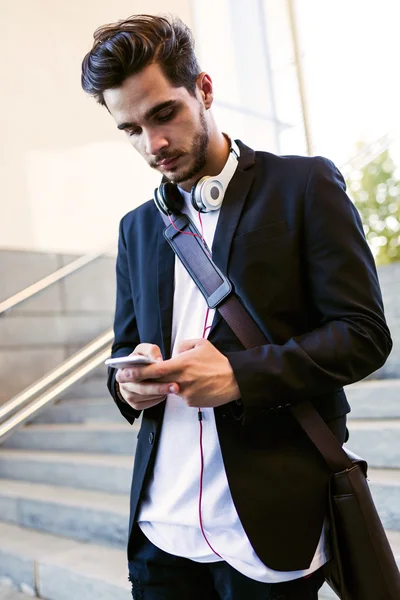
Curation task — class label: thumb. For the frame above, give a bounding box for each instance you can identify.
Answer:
[177,338,205,354]
[133,343,163,362]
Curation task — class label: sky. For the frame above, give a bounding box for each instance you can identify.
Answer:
[295,0,400,167]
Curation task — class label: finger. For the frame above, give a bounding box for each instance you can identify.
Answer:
[116,362,168,383]
[116,368,135,384]
[122,388,165,402]
[126,397,166,411]
[133,344,163,362]
[177,338,206,354]
[119,381,168,393]
[120,381,179,396]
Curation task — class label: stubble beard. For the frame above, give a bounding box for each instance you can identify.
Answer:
[165,109,210,185]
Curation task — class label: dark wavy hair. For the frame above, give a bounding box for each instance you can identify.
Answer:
[81,14,201,106]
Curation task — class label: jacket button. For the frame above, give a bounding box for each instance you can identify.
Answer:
[149,432,155,445]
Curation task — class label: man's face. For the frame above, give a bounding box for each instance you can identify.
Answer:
[103,63,210,185]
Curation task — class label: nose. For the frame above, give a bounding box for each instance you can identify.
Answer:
[143,130,169,157]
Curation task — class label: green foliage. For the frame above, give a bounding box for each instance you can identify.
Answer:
[346,149,400,264]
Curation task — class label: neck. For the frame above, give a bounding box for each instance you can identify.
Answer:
[179,130,231,192]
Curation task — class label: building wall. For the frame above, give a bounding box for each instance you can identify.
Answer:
[192,0,305,156]
[0,0,193,254]
[1,1,298,255]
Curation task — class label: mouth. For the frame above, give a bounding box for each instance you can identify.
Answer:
[156,155,182,170]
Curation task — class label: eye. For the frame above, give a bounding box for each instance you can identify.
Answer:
[156,109,174,123]
[127,127,142,137]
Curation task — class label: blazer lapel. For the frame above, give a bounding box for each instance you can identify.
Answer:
[157,221,175,359]
[209,140,256,334]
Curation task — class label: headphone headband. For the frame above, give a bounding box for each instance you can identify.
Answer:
[191,140,239,213]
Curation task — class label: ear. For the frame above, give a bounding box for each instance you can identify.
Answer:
[196,72,213,109]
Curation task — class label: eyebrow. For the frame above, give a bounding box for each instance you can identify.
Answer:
[117,100,177,131]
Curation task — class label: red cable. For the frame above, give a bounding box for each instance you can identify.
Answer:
[202,307,210,338]
[170,210,221,558]
[168,214,202,239]
[198,212,205,240]
[168,215,211,259]
[198,224,222,559]
[198,408,222,559]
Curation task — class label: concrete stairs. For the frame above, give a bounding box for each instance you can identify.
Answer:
[0,380,399,599]
[0,580,38,600]
[0,395,139,599]
[0,523,131,600]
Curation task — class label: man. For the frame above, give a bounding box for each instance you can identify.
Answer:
[81,14,392,600]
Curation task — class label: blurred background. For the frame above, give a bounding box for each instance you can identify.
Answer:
[1,0,399,256]
[1,0,399,397]
[0,2,399,598]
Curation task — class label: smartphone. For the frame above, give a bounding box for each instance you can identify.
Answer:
[105,355,157,369]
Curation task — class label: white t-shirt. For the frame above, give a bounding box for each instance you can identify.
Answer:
[137,189,329,582]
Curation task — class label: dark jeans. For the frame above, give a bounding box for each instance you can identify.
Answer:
[128,528,325,600]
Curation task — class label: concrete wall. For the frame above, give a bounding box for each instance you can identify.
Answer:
[1,1,294,256]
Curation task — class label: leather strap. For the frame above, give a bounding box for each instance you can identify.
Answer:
[161,213,267,348]
[160,210,353,473]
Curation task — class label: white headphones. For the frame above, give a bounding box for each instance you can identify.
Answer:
[154,139,240,215]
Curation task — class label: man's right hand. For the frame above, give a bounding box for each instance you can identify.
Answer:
[115,344,178,410]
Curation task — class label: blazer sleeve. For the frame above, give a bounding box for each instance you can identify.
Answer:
[226,156,392,408]
[107,217,142,424]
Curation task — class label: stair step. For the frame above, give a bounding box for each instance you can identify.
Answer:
[57,397,111,404]
[0,494,398,599]
[0,479,129,548]
[0,523,398,600]
[0,583,35,599]
[2,422,139,454]
[367,468,400,531]
[346,379,400,419]
[346,418,400,429]
[0,449,133,494]
[345,419,400,468]
[31,398,126,424]
[0,522,130,600]
[318,582,338,599]
[59,379,111,400]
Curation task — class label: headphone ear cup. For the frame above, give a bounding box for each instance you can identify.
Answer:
[159,182,184,215]
[191,176,223,213]
[190,179,204,213]
[154,187,169,215]
[190,143,239,213]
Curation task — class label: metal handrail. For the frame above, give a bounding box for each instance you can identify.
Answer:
[0,329,114,424]
[0,345,112,442]
[0,244,115,316]
[0,244,117,441]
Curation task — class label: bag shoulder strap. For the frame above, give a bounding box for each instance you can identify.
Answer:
[160,211,353,473]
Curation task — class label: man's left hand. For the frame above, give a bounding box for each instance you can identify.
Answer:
[125,339,241,408]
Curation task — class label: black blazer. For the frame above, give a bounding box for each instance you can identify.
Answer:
[107,141,392,571]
